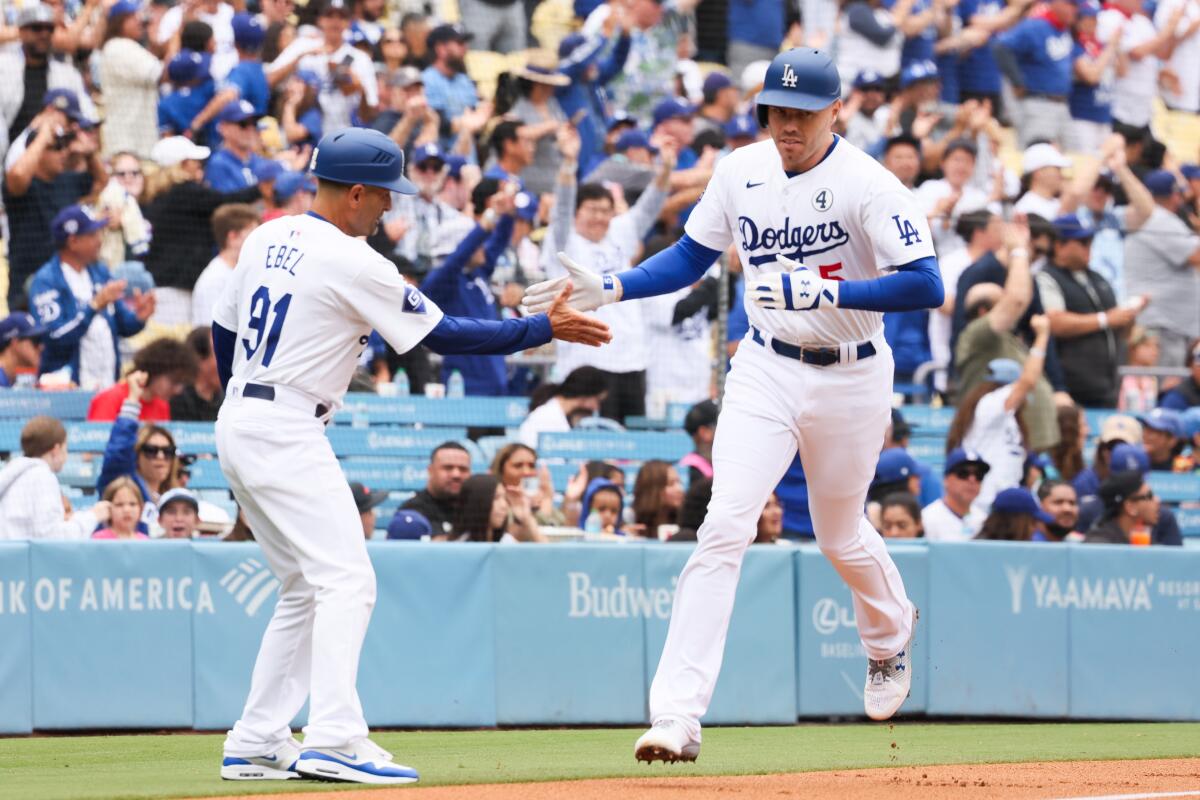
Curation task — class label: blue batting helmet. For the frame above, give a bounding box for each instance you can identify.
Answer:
[755,49,842,127]
[310,128,417,194]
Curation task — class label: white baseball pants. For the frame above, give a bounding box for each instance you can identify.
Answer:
[216,392,375,754]
[648,336,914,738]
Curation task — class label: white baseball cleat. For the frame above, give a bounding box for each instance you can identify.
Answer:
[864,606,919,721]
[634,719,701,764]
[295,737,419,784]
[220,738,302,780]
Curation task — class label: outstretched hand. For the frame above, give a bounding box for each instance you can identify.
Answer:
[546,284,612,347]
[522,252,621,313]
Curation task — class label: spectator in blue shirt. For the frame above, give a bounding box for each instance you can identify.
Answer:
[279,70,324,149]
[1066,0,1120,153]
[993,0,1078,146]
[158,50,226,141]
[556,29,632,175]
[957,0,1022,110]
[204,100,271,192]
[223,13,270,116]
[726,0,784,77]
[651,97,698,170]
[0,313,47,389]
[421,24,479,148]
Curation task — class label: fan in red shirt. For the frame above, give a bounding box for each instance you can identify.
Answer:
[87,337,199,421]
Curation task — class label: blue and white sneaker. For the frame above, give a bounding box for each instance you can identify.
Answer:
[296,737,419,785]
[220,738,302,780]
[864,605,919,721]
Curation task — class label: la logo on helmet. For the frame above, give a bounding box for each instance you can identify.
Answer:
[781,64,798,88]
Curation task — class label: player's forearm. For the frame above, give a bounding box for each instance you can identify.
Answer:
[212,322,236,391]
[616,234,722,301]
[835,256,944,312]
[421,313,552,355]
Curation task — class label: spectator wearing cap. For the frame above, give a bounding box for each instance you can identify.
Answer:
[142,137,260,323]
[1038,213,1141,407]
[418,180,518,396]
[724,114,759,151]
[836,0,904,94]
[915,138,997,258]
[0,313,46,388]
[885,61,964,158]
[0,415,111,540]
[204,100,271,193]
[387,509,433,540]
[866,449,922,535]
[368,66,438,153]
[548,124,673,423]
[1073,141,1155,300]
[399,441,471,538]
[556,28,633,176]
[1073,413,1140,498]
[98,0,163,159]
[1123,170,1200,369]
[171,325,225,422]
[1085,469,1158,543]
[1138,408,1185,470]
[158,488,202,538]
[882,134,922,190]
[159,50,236,143]
[221,13,270,117]
[583,130,657,198]
[993,0,1077,147]
[680,399,718,483]
[279,69,324,148]
[976,487,1055,541]
[1076,441,1183,541]
[3,90,106,310]
[1096,0,1184,132]
[1158,339,1200,411]
[265,171,316,220]
[29,205,153,389]
[377,143,474,275]
[651,97,700,173]
[0,4,96,166]
[840,71,890,153]
[87,336,198,421]
[510,50,572,196]
[694,72,739,136]
[922,448,990,541]
[156,0,237,82]
[1067,1,1122,154]
[1014,143,1078,221]
[947,349,1051,513]
[349,482,388,538]
[421,23,478,147]
[605,0,683,127]
[192,203,260,327]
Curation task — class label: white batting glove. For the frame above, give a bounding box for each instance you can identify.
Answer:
[748,255,839,311]
[521,252,622,313]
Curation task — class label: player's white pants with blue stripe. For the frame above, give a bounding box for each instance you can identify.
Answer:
[215,393,375,754]
[648,334,915,738]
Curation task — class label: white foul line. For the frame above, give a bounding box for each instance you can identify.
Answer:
[1049,791,1200,800]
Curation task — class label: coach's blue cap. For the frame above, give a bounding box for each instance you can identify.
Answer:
[514,190,538,222]
[167,49,211,83]
[0,312,48,344]
[1109,442,1150,475]
[232,12,265,49]
[724,113,758,139]
[108,0,140,18]
[411,142,445,166]
[311,127,417,194]
[984,357,1021,385]
[900,60,938,89]
[652,98,694,128]
[1052,213,1094,241]
[387,509,433,540]
[992,487,1054,524]
[944,448,990,476]
[274,170,317,202]
[1142,169,1181,197]
[854,69,885,90]
[51,204,107,246]
[874,447,918,485]
[217,99,261,125]
[615,130,657,153]
[1137,407,1184,439]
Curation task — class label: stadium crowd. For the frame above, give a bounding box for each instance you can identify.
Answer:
[0,0,1197,544]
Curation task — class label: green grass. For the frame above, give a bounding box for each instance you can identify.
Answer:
[1,723,1198,800]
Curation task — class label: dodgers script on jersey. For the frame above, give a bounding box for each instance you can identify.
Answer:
[212,213,444,409]
[685,137,936,346]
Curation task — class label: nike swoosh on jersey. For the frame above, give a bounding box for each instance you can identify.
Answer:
[746,181,764,188]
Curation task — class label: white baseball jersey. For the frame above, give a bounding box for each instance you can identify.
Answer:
[685,137,936,347]
[212,213,443,409]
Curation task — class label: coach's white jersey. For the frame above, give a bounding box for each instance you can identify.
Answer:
[685,136,936,346]
[212,213,444,408]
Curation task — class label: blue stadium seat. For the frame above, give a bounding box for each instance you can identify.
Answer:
[1147,472,1200,504]
[1178,508,1200,538]
[340,460,429,492]
[0,390,93,420]
[327,427,467,458]
[186,459,230,490]
[538,430,691,463]
[898,405,955,434]
[333,395,529,427]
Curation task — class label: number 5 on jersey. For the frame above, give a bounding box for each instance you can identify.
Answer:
[243,285,292,367]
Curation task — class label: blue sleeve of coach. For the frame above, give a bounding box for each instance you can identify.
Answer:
[212,322,236,391]
[422,313,553,355]
[617,234,723,300]
[836,255,944,312]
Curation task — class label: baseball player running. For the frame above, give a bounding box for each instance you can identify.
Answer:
[524,49,942,762]
[213,128,609,784]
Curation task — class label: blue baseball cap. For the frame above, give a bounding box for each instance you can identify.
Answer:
[217,99,261,125]
[347,26,369,47]
[0,313,48,344]
[1137,407,1184,439]
[652,98,694,129]
[900,60,938,89]
[1109,442,1150,475]
[51,204,107,246]
[873,447,918,485]
[387,509,432,540]
[1053,213,1094,241]
[273,170,317,202]
[985,357,1021,385]
[724,113,758,139]
[944,448,990,476]
[854,69,885,90]
[702,71,734,98]
[514,190,538,222]
[311,127,417,194]
[607,111,636,132]
[1181,164,1200,181]
[444,154,467,179]
[108,0,139,18]
[42,88,92,125]
[1142,169,1181,197]
[992,487,1055,523]
[253,159,285,183]
[411,142,445,166]
[167,49,211,83]
[231,12,265,49]
[615,130,657,153]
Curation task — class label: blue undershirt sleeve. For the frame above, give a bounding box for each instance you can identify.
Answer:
[836,255,945,312]
[421,313,553,355]
[212,322,236,391]
[617,234,723,301]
